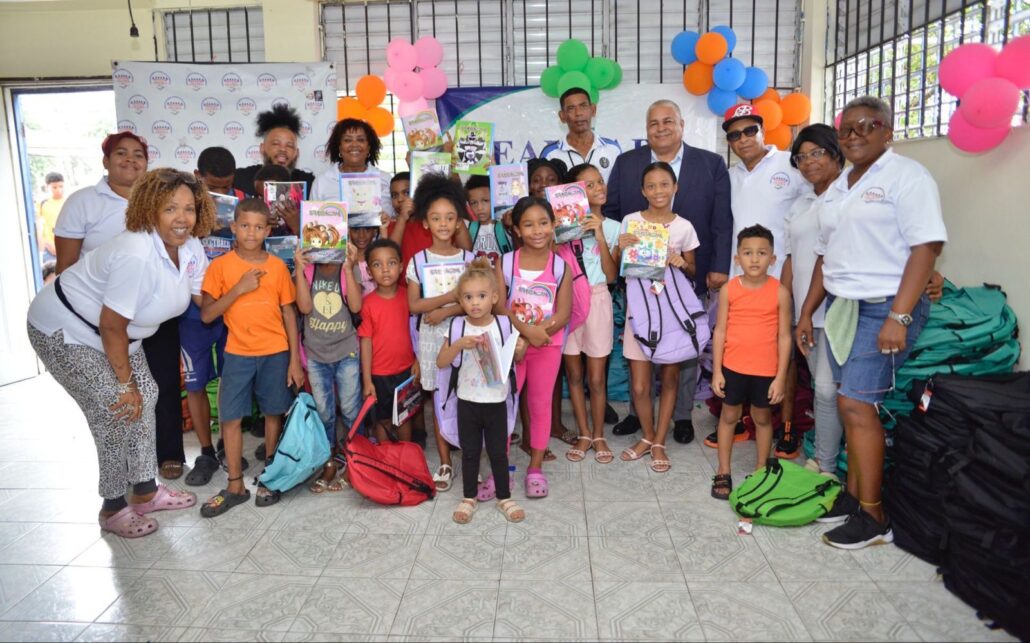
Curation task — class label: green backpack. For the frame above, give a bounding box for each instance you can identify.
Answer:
[728,458,842,526]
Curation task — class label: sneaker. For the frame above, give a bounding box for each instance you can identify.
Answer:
[703,422,748,448]
[815,490,859,523]
[672,419,695,444]
[803,458,821,473]
[822,509,894,550]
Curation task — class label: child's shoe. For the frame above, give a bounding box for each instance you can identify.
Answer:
[452,498,477,524]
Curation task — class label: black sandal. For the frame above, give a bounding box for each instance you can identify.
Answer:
[711,474,733,500]
[255,482,281,507]
[200,476,251,518]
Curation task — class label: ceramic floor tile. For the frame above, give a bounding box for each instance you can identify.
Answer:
[505,500,587,539]
[689,580,811,641]
[594,580,705,641]
[0,621,88,642]
[390,579,497,639]
[519,468,584,503]
[288,632,388,642]
[783,581,922,641]
[176,626,287,641]
[672,528,777,582]
[150,526,263,573]
[754,523,871,582]
[649,458,727,503]
[581,460,654,502]
[345,500,434,536]
[0,523,101,565]
[494,579,597,640]
[74,623,187,641]
[189,492,292,532]
[268,491,359,533]
[236,528,342,576]
[411,534,504,580]
[501,536,591,581]
[876,581,1018,642]
[584,500,669,539]
[321,532,421,579]
[588,534,685,583]
[71,526,190,569]
[187,572,316,632]
[0,566,144,623]
[425,495,508,539]
[852,545,941,582]
[290,577,405,636]
[0,565,60,615]
[95,569,229,627]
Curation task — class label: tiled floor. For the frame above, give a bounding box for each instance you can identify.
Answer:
[0,375,1015,642]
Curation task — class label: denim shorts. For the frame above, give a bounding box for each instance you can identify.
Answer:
[219,351,293,421]
[828,295,930,405]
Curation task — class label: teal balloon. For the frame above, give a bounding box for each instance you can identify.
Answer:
[557,70,592,96]
[707,88,737,116]
[711,25,737,53]
[713,58,747,91]
[540,65,563,97]
[671,30,700,65]
[737,67,769,99]
[609,60,623,88]
[585,57,616,90]
[557,39,590,71]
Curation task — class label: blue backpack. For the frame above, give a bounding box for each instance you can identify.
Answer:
[258,392,331,492]
[625,266,710,364]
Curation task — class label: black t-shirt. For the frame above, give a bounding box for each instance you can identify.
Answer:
[233,164,315,197]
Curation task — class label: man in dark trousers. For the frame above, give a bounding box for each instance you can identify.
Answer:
[603,99,732,444]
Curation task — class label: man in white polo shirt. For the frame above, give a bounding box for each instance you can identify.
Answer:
[541,88,622,181]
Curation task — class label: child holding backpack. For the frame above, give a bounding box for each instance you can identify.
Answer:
[616,162,700,474]
[500,196,573,497]
[561,163,620,464]
[437,258,528,523]
[711,224,793,499]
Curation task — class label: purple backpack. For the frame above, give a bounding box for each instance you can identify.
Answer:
[409,249,474,349]
[625,266,711,364]
[434,316,520,448]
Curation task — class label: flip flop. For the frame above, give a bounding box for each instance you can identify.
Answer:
[100,506,158,538]
[255,484,281,507]
[131,485,197,514]
[200,488,251,518]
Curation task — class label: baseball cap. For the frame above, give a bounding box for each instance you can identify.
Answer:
[722,104,764,132]
[101,131,149,159]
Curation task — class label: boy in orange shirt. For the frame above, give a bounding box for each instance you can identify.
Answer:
[710,225,793,500]
[199,198,304,516]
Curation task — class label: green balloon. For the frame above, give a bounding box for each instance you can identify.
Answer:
[540,65,563,98]
[589,84,600,104]
[608,60,623,89]
[585,57,615,90]
[557,70,591,97]
[556,39,590,72]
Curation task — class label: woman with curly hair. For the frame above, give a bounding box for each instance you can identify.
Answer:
[311,117,394,219]
[26,168,215,539]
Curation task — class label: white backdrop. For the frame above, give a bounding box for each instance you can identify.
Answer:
[112,61,337,176]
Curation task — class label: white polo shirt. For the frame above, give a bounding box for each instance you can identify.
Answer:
[311,164,395,219]
[541,132,622,181]
[53,177,129,258]
[815,149,948,300]
[28,231,207,354]
[728,146,809,279]
[784,190,828,327]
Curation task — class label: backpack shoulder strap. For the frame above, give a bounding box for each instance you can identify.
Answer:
[495,223,513,253]
[469,220,480,242]
[302,263,315,287]
[551,252,567,287]
[502,251,515,291]
[413,250,430,296]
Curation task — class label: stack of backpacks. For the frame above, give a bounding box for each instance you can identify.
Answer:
[887,373,1029,641]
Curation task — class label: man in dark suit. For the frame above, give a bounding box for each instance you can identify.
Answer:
[603,99,732,444]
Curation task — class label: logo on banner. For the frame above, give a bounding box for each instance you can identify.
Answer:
[127,95,148,114]
[113,68,134,88]
[151,120,173,139]
[149,71,171,90]
[326,72,337,89]
[237,97,257,115]
[185,72,208,91]
[147,145,161,161]
[291,73,311,92]
[770,172,791,189]
[257,73,277,91]
[314,144,326,161]
[201,97,222,115]
[326,121,336,135]
[224,121,245,140]
[245,145,262,164]
[271,97,290,110]
[188,121,209,140]
[305,97,324,114]
[117,120,136,134]
[221,72,243,92]
[175,145,196,165]
[164,96,186,115]
[299,121,312,139]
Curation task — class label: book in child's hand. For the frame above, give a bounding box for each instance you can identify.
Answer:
[401,110,444,151]
[509,277,556,326]
[620,219,670,281]
[392,374,423,426]
[201,236,232,260]
[451,120,494,175]
[339,174,382,228]
[474,327,521,387]
[489,163,529,220]
[300,201,348,263]
[546,182,591,244]
[210,192,238,231]
[420,262,466,299]
[265,235,299,273]
[264,182,307,227]
[409,152,452,197]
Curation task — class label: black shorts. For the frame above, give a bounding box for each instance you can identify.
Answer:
[722,367,775,408]
[372,370,413,425]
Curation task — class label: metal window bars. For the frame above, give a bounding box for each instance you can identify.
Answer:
[163,7,265,63]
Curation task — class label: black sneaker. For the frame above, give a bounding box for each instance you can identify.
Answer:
[672,419,695,444]
[702,421,747,448]
[604,403,620,425]
[816,491,860,523]
[612,414,641,436]
[822,509,894,550]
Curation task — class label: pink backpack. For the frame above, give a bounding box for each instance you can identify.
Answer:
[554,240,592,335]
[502,248,588,336]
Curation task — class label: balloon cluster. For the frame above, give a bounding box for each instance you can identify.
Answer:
[336,75,394,137]
[385,36,449,116]
[673,27,812,150]
[940,36,1030,154]
[539,39,623,103]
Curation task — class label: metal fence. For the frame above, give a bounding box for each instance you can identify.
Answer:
[162,7,265,63]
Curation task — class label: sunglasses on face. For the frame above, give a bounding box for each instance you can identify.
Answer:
[837,118,886,140]
[155,168,198,186]
[791,148,831,165]
[726,124,760,142]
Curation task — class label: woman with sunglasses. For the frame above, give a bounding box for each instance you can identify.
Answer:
[26,169,216,538]
[795,97,947,550]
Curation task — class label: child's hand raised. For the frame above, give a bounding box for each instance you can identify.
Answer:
[343,244,357,268]
[580,213,602,235]
[768,376,785,405]
[234,269,265,294]
[294,248,312,271]
[396,196,415,222]
[711,370,726,398]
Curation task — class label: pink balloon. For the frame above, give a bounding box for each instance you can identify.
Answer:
[419,67,448,100]
[834,111,843,129]
[414,36,444,69]
[959,77,1020,129]
[995,35,1030,89]
[383,66,400,93]
[386,38,417,72]
[947,109,1011,154]
[939,43,998,97]
[397,98,430,118]
[392,70,424,102]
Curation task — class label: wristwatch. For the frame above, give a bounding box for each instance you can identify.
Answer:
[888,310,913,327]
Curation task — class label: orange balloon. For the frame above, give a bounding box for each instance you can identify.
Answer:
[780,92,812,126]
[756,87,781,103]
[765,124,792,150]
[364,106,395,137]
[355,75,387,110]
[682,62,714,95]
[337,97,366,121]
[753,99,784,130]
[695,32,729,65]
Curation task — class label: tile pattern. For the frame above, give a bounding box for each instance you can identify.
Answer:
[0,375,1015,641]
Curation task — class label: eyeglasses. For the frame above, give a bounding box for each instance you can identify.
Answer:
[791,148,831,165]
[837,118,886,140]
[726,125,760,142]
[154,168,198,186]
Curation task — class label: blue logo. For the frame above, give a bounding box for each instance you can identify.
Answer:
[113,68,134,88]
[164,96,186,114]
[185,72,207,91]
[151,120,173,139]
[291,73,312,92]
[149,70,171,90]
[236,97,257,115]
[221,72,243,92]
[117,119,137,134]
[127,95,148,114]
[245,145,262,164]
[187,121,209,140]
[201,97,222,116]
[175,145,196,165]
[223,121,245,140]
[299,121,312,139]
[147,145,161,161]
[257,73,277,91]
[305,97,324,114]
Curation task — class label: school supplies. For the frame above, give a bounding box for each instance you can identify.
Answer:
[263,182,307,226]
[489,163,529,219]
[420,262,466,298]
[547,181,591,243]
[210,192,238,230]
[401,110,444,151]
[409,152,452,197]
[299,201,348,263]
[338,174,382,228]
[392,375,423,426]
[620,219,670,281]
[265,236,299,272]
[452,120,494,175]
[509,276,556,326]
[474,326,521,387]
[258,393,331,493]
[201,236,232,260]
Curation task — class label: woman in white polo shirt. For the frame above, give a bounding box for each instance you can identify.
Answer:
[27,169,215,538]
[796,97,947,550]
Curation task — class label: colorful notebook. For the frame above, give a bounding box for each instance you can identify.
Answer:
[265,236,299,273]
[473,326,521,387]
[339,174,382,228]
[546,181,591,244]
[451,120,494,175]
[300,201,348,263]
[409,152,452,197]
[201,236,232,261]
[489,163,529,220]
[263,182,307,227]
[392,374,423,426]
[509,277,557,326]
[619,219,670,280]
[210,192,238,231]
[401,110,444,151]
[420,262,466,299]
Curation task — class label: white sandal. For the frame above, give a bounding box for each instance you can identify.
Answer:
[433,464,453,492]
[565,436,593,462]
[496,498,525,523]
[620,438,653,462]
[452,498,477,524]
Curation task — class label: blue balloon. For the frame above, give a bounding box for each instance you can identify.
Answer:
[707,88,738,116]
[671,31,700,65]
[737,67,770,100]
[711,25,737,53]
[713,58,747,91]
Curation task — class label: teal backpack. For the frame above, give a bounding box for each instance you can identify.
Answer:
[728,458,842,526]
[469,220,514,255]
[258,393,331,492]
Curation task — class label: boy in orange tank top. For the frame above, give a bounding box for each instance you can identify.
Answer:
[710,225,793,500]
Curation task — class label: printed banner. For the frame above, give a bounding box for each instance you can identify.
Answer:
[112,61,337,177]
